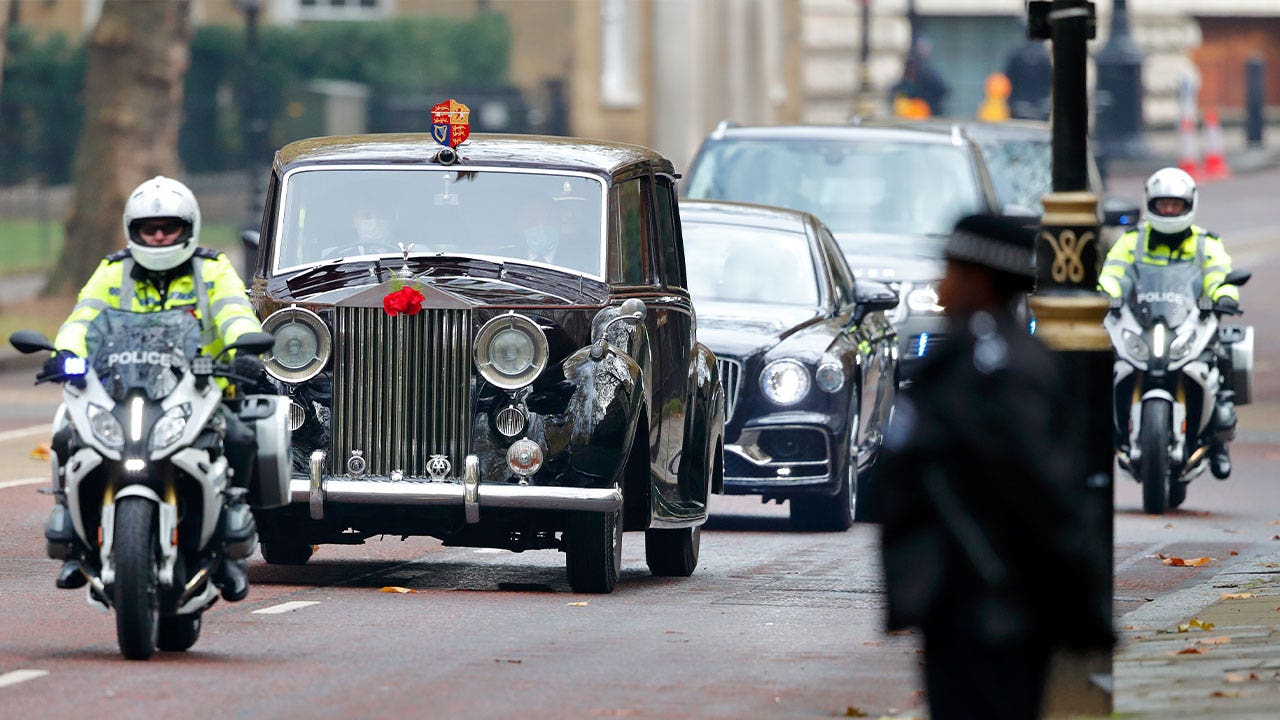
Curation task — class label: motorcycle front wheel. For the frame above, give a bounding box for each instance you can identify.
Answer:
[113,497,160,660]
[1139,399,1173,515]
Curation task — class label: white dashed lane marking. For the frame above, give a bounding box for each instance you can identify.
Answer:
[253,601,321,615]
[0,670,49,689]
[0,425,48,444]
[0,478,46,491]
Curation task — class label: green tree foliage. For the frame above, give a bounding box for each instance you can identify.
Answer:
[3,13,511,183]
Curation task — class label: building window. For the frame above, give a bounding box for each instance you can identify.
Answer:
[600,0,641,108]
[296,0,386,20]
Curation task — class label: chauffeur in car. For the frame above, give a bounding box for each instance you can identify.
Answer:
[243,130,724,594]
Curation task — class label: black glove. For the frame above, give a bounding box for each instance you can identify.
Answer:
[1213,296,1242,316]
[232,354,272,393]
[1107,296,1123,318]
[37,350,79,384]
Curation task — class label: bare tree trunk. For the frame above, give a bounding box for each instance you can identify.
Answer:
[43,0,192,296]
[0,0,12,103]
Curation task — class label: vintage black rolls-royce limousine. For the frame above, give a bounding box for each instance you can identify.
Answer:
[245,133,724,593]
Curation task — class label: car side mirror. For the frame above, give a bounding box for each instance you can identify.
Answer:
[226,331,276,357]
[9,330,56,354]
[240,229,261,248]
[1102,197,1141,227]
[1224,269,1251,287]
[854,280,899,317]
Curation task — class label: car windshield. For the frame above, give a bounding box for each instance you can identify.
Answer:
[682,222,819,306]
[685,137,983,245]
[275,167,606,277]
[975,137,1051,214]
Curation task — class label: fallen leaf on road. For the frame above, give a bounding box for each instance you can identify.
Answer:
[1198,635,1231,645]
[1272,535,1280,541]
[1224,672,1260,683]
[842,708,868,718]
[1176,647,1203,655]
[1230,550,1239,555]
[1211,690,1242,698]
[379,586,416,593]
[1219,592,1257,600]
[887,629,913,636]
[862,640,883,646]
[567,601,589,607]
[29,443,50,461]
[1163,556,1213,567]
[1178,618,1215,632]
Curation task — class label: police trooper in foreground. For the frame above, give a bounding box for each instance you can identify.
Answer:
[43,176,266,601]
[1098,167,1242,478]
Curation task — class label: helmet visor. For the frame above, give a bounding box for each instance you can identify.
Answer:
[131,217,190,247]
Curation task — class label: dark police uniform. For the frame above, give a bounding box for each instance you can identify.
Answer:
[876,215,1112,720]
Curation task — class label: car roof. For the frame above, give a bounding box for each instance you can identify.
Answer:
[679,199,817,235]
[276,133,674,177]
[705,121,967,147]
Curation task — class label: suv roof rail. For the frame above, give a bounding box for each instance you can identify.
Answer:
[711,119,738,139]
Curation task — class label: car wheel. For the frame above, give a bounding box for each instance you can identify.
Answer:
[645,525,700,577]
[260,542,314,566]
[789,421,856,532]
[565,508,623,594]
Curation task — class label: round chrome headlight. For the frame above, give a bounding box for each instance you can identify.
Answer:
[760,360,810,405]
[815,361,845,393]
[475,313,549,390]
[262,307,331,383]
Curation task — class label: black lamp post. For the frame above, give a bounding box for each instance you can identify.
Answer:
[1094,0,1149,163]
[238,0,268,281]
[1027,1,1113,714]
[854,0,876,117]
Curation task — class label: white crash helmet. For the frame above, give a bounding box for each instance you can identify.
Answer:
[122,175,201,271]
[1144,167,1197,235]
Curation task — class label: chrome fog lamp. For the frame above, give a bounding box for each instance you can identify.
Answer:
[262,307,331,383]
[814,361,844,394]
[760,360,810,405]
[288,400,307,431]
[506,438,544,477]
[475,313,549,390]
[495,405,528,438]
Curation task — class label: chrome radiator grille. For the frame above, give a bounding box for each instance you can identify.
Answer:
[331,307,473,476]
[717,357,742,421]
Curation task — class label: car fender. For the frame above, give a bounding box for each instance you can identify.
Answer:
[683,343,726,498]
[557,341,645,484]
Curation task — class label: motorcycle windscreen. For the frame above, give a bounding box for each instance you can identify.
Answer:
[1128,262,1202,327]
[84,309,203,401]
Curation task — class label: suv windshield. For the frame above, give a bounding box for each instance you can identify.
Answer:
[973,137,1051,214]
[275,167,606,277]
[685,138,982,243]
[682,222,819,306]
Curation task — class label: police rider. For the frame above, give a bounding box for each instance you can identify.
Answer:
[42,176,266,602]
[1098,167,1242,479]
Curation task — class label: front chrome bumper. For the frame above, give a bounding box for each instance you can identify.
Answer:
[292,451,623,523]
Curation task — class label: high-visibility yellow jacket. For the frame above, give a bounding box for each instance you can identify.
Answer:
[55,247,262,360]
[1097,223,1239,303]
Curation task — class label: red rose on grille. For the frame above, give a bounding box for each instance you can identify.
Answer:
[383,287,425,316]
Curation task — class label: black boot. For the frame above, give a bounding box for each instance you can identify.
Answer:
[1210,443,1231,479]
[212,558,249,602]
[56,559,87,589]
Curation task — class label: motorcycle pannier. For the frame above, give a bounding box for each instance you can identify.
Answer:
[1217,325,1254,406]
[238,395,293,508]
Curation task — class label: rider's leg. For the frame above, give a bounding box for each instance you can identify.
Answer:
[212,409,257,602]
[46,424,86,589]
[1210,344,1236,479]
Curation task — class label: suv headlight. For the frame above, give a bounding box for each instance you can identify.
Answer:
[150,405,191,453]
[475,313,549,390]
[760,360,810,405]
[262,307,331,383]
[907,285,944,314]
[87,403,123,449]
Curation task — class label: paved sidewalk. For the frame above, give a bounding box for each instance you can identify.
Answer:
[1112,546,1280,718]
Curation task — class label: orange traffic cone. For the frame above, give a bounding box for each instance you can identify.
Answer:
[1177,112,1202,180]
[1202,107,1231,180]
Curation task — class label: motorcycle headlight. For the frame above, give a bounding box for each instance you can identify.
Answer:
[87,403,123,449]
[760,360,810,405]
[906,286,945,314]
[475,313,549,390]
[262,307,331,383]
[150,405,190,453]
[1169,328,1198,361]
[814,361,844,394]
[1122,329,1150,362]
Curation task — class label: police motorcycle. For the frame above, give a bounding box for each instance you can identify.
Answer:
[9,308,289,660]
[1105,262,1252,515]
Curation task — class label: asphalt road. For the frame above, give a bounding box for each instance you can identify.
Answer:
[1,168,1279,718]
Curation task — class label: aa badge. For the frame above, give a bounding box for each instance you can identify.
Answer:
[430,99,471,148]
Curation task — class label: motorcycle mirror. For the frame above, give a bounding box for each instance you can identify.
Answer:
[9,330,55,354]
[225,331,277,357]
[1223,269,1251,287]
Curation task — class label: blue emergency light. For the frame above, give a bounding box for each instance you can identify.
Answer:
[63,356,87,376]
[916,333,929,357]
